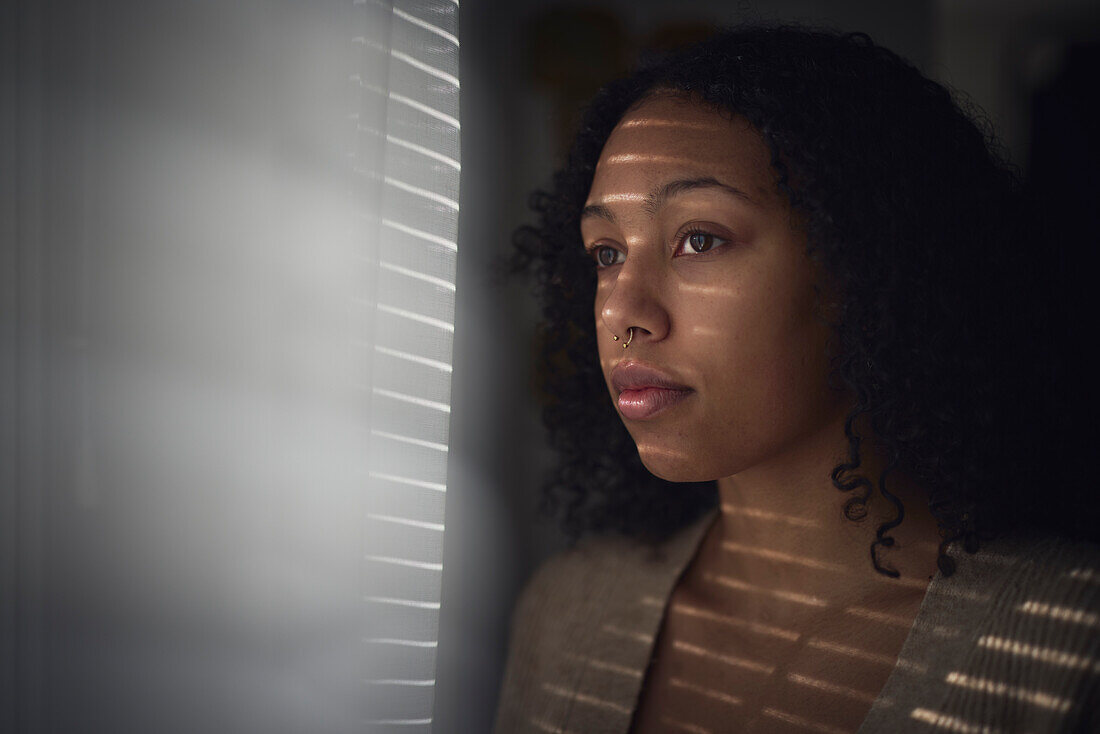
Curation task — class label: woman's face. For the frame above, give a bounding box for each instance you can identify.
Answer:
[583,93,850,482]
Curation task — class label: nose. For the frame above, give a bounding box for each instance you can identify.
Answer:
[599,255,670,346]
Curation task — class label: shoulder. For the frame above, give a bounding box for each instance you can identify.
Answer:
[969,532,1100,663]
[491,534,651,733]
[945,534,1100,728]
[862,531,1100,733]
[493,511,716,733]
[506,510,717,653]
[964,531,1100,623]
[509,533,649,630]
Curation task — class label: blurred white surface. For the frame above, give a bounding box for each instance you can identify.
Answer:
[3,1,458,732]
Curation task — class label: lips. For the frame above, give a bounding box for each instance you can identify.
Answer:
[610,361,694,420]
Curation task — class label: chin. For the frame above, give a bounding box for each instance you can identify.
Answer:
[636,449,721,483]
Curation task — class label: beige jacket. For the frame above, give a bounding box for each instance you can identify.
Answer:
[494,511,1100,733]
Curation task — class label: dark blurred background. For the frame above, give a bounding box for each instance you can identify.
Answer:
[443,0,1099,731]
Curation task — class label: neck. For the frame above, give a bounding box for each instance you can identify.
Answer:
[713,407,941,588]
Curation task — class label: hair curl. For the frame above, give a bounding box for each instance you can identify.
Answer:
[510,24,1076,576]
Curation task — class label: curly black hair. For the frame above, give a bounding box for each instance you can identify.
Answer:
[510,24,1074,576]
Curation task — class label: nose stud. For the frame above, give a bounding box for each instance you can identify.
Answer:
[612,327,634,349]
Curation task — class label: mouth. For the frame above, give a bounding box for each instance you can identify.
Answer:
[610,361,694,421]
[617,386,693,420]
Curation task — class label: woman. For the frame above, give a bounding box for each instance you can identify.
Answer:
[496,25,1098,733]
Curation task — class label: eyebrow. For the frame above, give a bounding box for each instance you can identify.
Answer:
[580,177,756,225]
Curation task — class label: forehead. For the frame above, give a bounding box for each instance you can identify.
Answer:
[589,94,778,205]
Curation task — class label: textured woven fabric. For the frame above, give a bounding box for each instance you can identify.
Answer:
[495,513,1099,733]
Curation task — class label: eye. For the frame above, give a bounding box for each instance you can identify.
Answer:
[592,244,625,268]
[674,228,729,257]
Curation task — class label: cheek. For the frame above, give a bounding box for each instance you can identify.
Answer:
[596,342,615,393]
[701,296,841,438]
[594,299,612,381]
[647,287,839,478]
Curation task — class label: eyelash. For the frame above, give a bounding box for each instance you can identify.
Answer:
[674,225,729,257]
[588,225,731,268]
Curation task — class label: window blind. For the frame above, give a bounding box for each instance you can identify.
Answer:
[2,1,459,732]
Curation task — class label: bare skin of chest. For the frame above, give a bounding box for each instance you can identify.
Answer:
[630,521,932,734]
